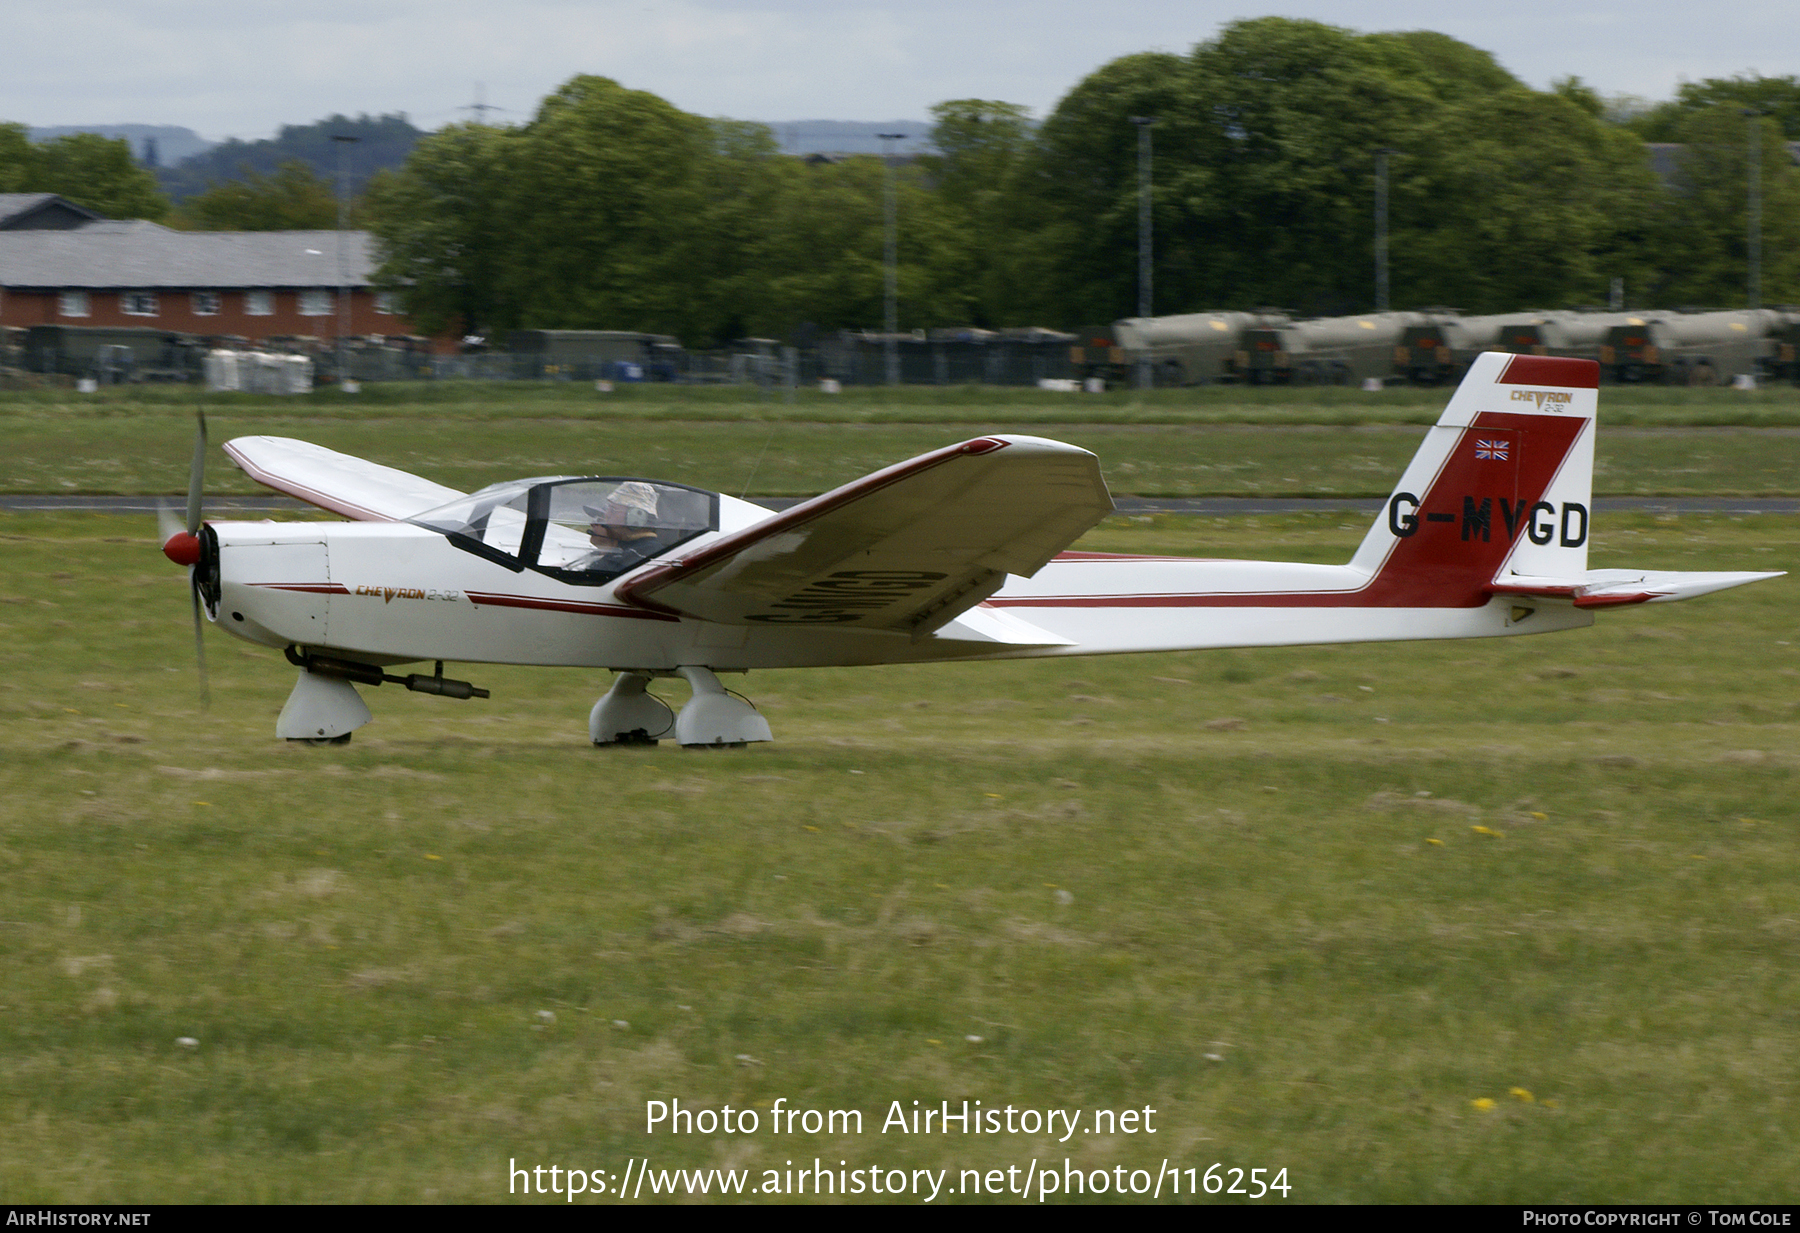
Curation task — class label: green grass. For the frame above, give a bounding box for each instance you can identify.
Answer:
[7,378,1800,424]
[0,511,1794,1202]
[5,402,1800,498]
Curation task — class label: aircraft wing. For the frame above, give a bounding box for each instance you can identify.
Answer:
[223,436,466,521]
[617,435,1113,637]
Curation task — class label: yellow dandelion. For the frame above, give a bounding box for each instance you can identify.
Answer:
[1472,825,1494,835]
[1530,812,1548,821]
[1426,838,1444,846]
[1471,1098,1496,1112]
[424,854,442,861]
[1509,1087,1534,1103]
[803,825,820,832]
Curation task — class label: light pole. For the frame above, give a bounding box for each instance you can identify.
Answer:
[332,133,359,388]
[1374,147,1397,313]
[1130,116,1156,391]
[1745,109,1763,311]
[877,132,906,386]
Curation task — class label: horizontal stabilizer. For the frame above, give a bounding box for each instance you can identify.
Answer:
[1490,568,1784,608]
[224,437,466,521]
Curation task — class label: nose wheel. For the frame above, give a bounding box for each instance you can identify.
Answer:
[278,668,374,742]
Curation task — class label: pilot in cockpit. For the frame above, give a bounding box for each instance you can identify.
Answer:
[575,481,664,572]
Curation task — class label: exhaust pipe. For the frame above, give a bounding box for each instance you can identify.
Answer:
[285,648,490,699]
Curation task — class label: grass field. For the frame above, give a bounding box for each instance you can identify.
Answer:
[9,378,1800,424]
[0,510,1794,1203]
[5,383,1800,498]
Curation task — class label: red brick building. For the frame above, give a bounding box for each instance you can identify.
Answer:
[0,196,444,350]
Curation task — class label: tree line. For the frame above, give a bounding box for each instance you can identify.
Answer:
[368,20,1800,342]
[6,18,1798,343]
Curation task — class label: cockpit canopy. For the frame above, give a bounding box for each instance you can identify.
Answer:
[412,477,718,584]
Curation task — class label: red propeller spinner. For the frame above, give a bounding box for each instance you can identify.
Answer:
[163,530,203,566]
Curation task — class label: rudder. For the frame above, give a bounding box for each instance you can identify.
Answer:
[1348,352,1598,605]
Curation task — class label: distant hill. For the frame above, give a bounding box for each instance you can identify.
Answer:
[29,124,214,166]
[760,121,935,157]
[154,113,422,202]
[24,114,933,207]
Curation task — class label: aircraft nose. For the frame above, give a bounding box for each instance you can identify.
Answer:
[163,531,203,566]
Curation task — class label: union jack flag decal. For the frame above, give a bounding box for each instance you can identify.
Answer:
[1474,438,1510,460]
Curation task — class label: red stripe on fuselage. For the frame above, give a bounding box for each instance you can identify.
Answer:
[464,592,681,621]
[1051,550,1220,562]
[246,582,350,595]
[992,411,1586,611]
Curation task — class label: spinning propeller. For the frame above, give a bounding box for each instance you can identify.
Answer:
[158,409,215,705]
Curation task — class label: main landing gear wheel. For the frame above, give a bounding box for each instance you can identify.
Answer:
[673,666,771,748]
[589,672,672,746]
[589,667,772,749]
[292,733,353,746]
[595,728,660,748]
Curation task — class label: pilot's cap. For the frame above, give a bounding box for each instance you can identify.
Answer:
[584,481,658,519]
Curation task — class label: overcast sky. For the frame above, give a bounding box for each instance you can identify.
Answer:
[9,0,1796,141]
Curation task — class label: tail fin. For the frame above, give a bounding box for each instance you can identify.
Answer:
[1348,352,1598,605]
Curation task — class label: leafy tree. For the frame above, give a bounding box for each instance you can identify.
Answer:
[1550,75,1606,119]
[502,76,720,338]
[747,153,971,338]
[1394,91,1660,311]
[0,128,168,219]
[1010,18,1656,322]
[1004,51,1188,325]
[0,122,34,192]
[171,159,343,230]
[919,100,1036,327]
[678,118,792,342]
[1174,18,1457,314]
[1630,75,1800,141]
[365,123,519,338]
[1642,107,1800,306]
[1362,30,1523,99]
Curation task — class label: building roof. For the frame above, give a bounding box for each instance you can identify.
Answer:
[0,221,379,289]
[0,193,104,231]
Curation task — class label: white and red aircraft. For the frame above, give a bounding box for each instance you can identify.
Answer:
[159,353,1780,746]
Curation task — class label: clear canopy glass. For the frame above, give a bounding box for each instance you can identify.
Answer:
[412,477,717,583]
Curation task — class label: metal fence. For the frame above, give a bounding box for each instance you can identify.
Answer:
[419,339,1078,388]
[4,328,1084,389]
